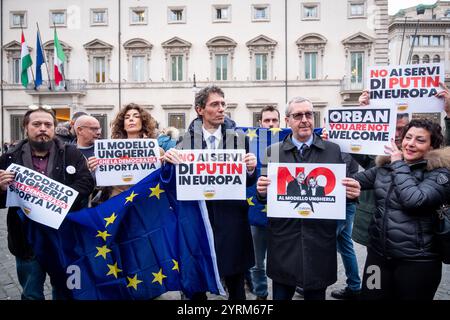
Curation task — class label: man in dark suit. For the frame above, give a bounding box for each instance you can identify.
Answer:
[256,96,360,300]
[287,172,308,196]
[163,85,257,300]
[306,176,325,196]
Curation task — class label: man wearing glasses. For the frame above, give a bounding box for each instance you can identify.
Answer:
[163,85,257,300]
[73,115,102,160]
[0,106,94,300]
[256,97,361,300]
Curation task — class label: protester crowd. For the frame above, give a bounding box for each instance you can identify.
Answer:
[0,81,449,301]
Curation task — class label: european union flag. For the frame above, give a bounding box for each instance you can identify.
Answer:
[19,168,224,300]
[236,127,292,227]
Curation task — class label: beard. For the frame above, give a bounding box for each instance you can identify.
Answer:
[29,137,54,152]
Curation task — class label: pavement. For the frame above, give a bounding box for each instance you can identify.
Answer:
[1,208,449,300]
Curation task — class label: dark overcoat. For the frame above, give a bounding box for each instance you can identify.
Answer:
[0,138,95,259]
[176,118,256,277]
[259,133,343,290]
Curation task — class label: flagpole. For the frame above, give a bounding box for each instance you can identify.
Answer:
[20,24,35,90]
[36,22,52,90]
[53,23,67,91]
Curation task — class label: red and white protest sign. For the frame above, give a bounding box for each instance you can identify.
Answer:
[94,139,161,186]
[367,63,444,113]
[6,163,78,229]
[326,107,397,155]
[176,149,246,200]
[267,163,346,219]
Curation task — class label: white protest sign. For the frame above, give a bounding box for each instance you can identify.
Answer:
[267,163,346,219]
[6,163,79,229]
[95,139,161,186]
[326,107,397,155]
[176,149,247,201]
[367,63,445,113]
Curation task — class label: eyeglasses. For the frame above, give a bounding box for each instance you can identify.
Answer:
[81,126,102,132]
[290,112,314,120]
[28,104,52,110]
[206,101,227,110]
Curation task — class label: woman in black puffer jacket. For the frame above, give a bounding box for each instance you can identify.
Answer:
[354,119,450,300]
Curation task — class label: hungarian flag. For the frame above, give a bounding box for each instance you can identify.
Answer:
[20,31,32,88]
[53,28,65,85]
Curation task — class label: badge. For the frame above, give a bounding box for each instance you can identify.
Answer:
[66,165,76,175]
[437,173,449,185]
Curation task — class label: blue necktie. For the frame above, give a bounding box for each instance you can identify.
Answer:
[299,144,309,158]
[209,136,216,150]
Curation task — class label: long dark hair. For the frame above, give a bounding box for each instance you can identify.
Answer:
[111,103,157,139]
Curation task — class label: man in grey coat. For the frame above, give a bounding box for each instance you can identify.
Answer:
[256,97,361,300]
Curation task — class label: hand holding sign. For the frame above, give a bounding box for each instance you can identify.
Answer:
[435,82,450,118]
[162,148,182,164]
[244,153,257,172]
[87,156,98,172]
[256,176,271,196]
[0,169,15,192]
[384,138,403,163]
[342,178,360,199]
[359,90,370,106]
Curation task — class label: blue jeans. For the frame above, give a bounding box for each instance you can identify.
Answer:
[336,203,361,291]
[16,256,69,300]
[250,225,268,298]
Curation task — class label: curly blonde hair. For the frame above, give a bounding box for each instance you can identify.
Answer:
[111,103,157,139]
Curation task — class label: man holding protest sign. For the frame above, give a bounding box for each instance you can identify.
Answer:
[74,115,102,160]
[256,97,361,300]
[0,106,94,300]
[163,85,257,300]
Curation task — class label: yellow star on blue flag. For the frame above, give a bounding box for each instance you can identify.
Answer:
[125,191,138,204]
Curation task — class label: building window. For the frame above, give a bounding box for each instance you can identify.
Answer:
[11,115,25,142]
[421,36,430,46]
[50,10,66,26]
[253,112,262,127]
[168,113,186,131]
[431,35,441,46]
[350,51,364,89]
[412,54,420,64]
[433,54,440,63]
[10,11,27,28]
[445,9,450,18]
[348,1,366,18]
[304,52,317,80]
[12,58,20,84]
[215,54,228,81]
[313,111,321,128]
[422,54,430,63]
[168,7,186,24]
[302,3,320,20]
[91,114,108,139]
[410,36,419,46]
[131,56,146,82]
[91,9,108,26]
[93,57,106,83]
[130,7,147,25]
[171,55,183,81]
[213,5,231,22]
[255,53,268,80]
[252,5,270,21]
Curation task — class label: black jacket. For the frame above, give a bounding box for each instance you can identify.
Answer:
[257,133,344,290]
[0,139,95,259]
[176,118,256,277]
[354,148,450,261]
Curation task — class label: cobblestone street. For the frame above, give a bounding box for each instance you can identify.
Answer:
[1,208,449,300]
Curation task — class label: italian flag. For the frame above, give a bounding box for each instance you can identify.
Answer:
[20,31,32,88]
[54,28,65,85]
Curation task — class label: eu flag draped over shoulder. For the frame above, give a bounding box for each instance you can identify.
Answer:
[236,127,292,227]
[19,168,223,300]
